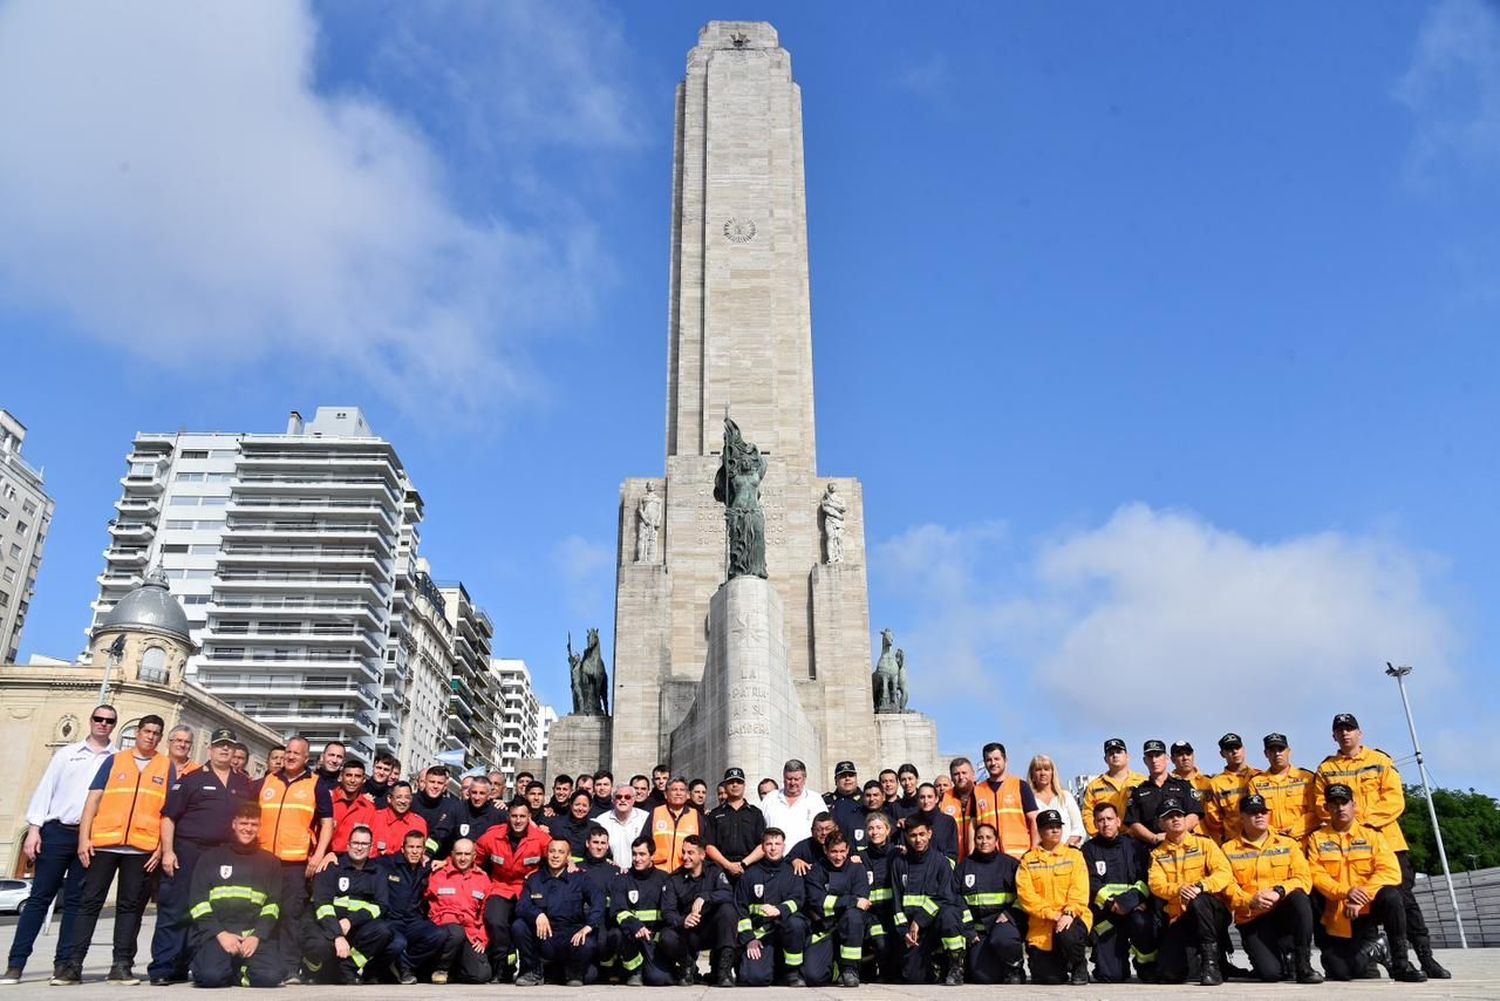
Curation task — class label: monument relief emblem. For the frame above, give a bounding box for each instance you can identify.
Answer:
[722,217,757,243]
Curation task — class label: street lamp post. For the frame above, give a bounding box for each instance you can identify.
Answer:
[1385,662,1467,948]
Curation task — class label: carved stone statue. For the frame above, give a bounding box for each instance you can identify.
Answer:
[872,627,902,713]
[568,628,609,716]
[713,418,768,580]
[635,482,662,563]
[819,482,846,564]
[895,649,909,712]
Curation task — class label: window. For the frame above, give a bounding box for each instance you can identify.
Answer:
[128,462,155,477]
[12,522,24,537]
[2,567,14,583]
[0,592,8,607]
[176,472,205,482]
[7,544,19,560]
[0,507,8,521]
[162,544,189,554]
[21,500,35,515]
[179,450,209,459]
[189,544,218,555]
[139,646,169,684]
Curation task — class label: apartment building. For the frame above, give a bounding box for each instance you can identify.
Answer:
[490,658,545,780]
[438,582,498,772]
[0,410,54,664]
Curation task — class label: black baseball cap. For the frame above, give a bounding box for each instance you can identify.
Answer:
[835,761,858,777]
[210,727,238,746]
[1036,809,1063,829]
[1324,783,1354,803]
[1103,738,1127,754]
[1170,740,1194,755]
[1263,733,1289,750]
[1332,713,1359,731]
[1240,794,1269,814]
[723,767,746,783]
[1157,798,1187,819]
[1218,733,1243,750]
[1143,739,1167,755]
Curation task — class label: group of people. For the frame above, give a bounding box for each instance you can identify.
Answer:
[2,707,1453,988]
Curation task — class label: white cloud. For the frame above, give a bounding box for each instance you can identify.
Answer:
[1395,0,1500,179]
[0,1,627,417]
[875,505,1460,777]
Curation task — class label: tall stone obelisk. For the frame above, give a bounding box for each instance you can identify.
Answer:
[608,22,941,786]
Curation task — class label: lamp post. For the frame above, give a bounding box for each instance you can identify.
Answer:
[97,633,127,705]
[1384,662,1467,948]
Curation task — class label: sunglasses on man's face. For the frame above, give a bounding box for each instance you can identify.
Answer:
[93,716,117,725]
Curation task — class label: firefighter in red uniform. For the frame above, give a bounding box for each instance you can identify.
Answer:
[474,799,551,981]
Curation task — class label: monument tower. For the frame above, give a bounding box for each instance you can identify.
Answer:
[552,22,942,787]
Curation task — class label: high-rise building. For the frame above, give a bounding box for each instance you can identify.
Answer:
[538,704,559,760]
[438,582,498,772]
[0,410,54,664]
[89,407,417,763]
[490,658,546,780]
[393,558,456,773]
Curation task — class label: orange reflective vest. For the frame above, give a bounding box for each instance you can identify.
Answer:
[938,791,975,861]
[258,770,321,862]
[972,776,1032,859]
[648,805,700,872]
[91,751,172,852]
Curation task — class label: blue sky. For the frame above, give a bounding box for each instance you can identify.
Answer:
[2,2,1497,792]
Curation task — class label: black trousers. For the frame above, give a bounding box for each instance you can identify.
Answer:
[802,907,869,985]
[862,904,901,982]
[149,837,210,982]
[433,923,492,983]
[1396,851,1430,945]
[188,930,283,988]
[482,896,517,973]
[1239,889,1315,981]
[966,915,1024,983]
[69,851,156,969]
[1091,904,1156,982]
[1028,922,1088,984]
[274,862,309,980]
[738,915,810,987]
[897,905,966,984]
[302,919,397,984]
[1321,885,1405,981]
[657,901,737,967]
[388,918,447,977]
[512,919,596,982]
[5,821,84,973]
[1158,894,1230,983]
[606,928,674,985]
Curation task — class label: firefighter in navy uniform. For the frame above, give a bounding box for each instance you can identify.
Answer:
[187,801,282,989]
[607,836,674,985]
[955,823,1026,984]
[659,835,735,986]
[802,832,870,987]
[891,815,968,985]
[1082,801,1156,983]
[303,824,397,984]
[858,812,901,983]
[377,830,443,984]
[823,761,866,845]
[512,836,605,986]
[734,828,809,987]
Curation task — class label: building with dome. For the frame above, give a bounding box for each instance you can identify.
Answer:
[0,568,278,876]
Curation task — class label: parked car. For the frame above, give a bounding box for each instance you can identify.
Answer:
[0,878,31,914]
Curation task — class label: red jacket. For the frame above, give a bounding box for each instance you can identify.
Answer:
[371,806,428,857]
[329,790,378,853]
[426,865,490,949]
[474,823,551,900]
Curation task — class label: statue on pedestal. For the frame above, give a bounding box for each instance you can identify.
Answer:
[873,627,903,713]
[568,628,609,716]
[635,482,662,563]
[895,649,909,712]
[713,418,768,580]
[820,483,846,564]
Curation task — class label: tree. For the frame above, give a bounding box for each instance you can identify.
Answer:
[1398,785,1500,874]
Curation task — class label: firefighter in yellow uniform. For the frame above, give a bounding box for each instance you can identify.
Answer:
[1247,733,1318,839]
[1081,739,1145,837]
[1204,733,1259,844]
[1147,798,1232,986]
[1014,810,1090,985]
[1218,794,1321,983]
[1313,712,1449,979]
[1305,782,1425,983]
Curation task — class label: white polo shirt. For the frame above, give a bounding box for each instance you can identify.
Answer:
[759,788,824,849]
[595,807,649,870]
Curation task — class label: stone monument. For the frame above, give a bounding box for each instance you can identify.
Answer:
[608,21,944,785]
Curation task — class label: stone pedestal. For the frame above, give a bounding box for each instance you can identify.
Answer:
[545,715,612,785]
[873,712,943,785]
[669,576,822,785]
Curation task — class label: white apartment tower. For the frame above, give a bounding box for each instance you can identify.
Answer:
[490,658,543,780]
[0,410,55,663]
[393,559,456,772]
[438,583,498,772]
[91,408,418,762]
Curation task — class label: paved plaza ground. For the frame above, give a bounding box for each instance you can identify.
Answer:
[2,915,1495,999]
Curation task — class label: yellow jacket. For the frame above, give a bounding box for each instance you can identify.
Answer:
[1081,770,1145,836]
[1314,748,1407,852]
[1205,766,1260,843]
[1304,822,1400,939]
[1219,831,1311,925]
[1248,767,1319,839]
[1016,844,1092,951]
[1149,834,1233,923]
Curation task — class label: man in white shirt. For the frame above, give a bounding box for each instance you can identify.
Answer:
[758,759,823,850]
[2,705,119,985]
[595,785,648,870]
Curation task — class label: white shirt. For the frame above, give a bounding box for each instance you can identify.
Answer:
[596,807,649,870]
[1034,788,1087,846]
[759,788,823,849]
[27,739,117,827]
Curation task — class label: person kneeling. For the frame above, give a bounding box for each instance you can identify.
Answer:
[423,838,493,984]
[608,835,674,986]
[803,832,870,988]
[1220,794,1322,983]
[892,817,967,985]
[658,835,735,986]
[512,837,603,986]
[1017,809,1091,985]
[1148,798,1232,986]
[303,825,397,984]
[734,828,809,987]
[188,802,283,989]
[958,823,1026,984]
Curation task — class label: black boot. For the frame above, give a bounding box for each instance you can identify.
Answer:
[1415,939,1452,979]
[1388,937,1428,984]
[1278,950,1295,981]
[713,948,735,988]
[1199,952,1223,987]
[1294,947,1324,985]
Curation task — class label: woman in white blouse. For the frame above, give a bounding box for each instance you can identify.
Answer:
[1028,754,1085,847]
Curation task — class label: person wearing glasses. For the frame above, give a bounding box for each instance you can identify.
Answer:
[1,704,118,986]
[597,785,649,871]
[164,725,199,779]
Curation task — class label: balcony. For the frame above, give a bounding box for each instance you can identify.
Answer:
[103,547,150,564]
[108,521,153,538]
